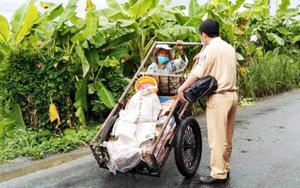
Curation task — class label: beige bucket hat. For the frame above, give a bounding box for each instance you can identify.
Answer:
[150,44,175,62]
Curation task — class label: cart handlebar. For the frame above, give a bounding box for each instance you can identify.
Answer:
[155,41,204,46]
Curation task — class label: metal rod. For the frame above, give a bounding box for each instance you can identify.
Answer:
[138,72,188,78]
[155,41,204,46]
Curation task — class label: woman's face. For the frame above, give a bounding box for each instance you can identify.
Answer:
[157,49,169,57]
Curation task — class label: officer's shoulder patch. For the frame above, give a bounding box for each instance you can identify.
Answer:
[199,54,207,62]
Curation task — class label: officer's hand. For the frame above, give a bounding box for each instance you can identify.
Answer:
[177,87,188,103]
[193,52,201,61]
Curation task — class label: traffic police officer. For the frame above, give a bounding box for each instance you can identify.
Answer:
[178,19,238,184]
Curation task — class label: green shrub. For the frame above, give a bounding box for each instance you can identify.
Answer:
[0,48,79,130]
[240,50,300,99]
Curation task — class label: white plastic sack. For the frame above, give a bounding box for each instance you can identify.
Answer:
[103,135,141,174]
[107,121,158,174]
[111,118,136,140]
[122,89,161,123]
[135,122,158,144]
[104,87,162,174]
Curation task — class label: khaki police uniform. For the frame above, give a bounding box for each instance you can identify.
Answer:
[191,37,238,179]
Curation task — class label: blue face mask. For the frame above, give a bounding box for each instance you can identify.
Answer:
[157,56,169,64]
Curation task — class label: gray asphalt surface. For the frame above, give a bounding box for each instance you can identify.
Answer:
[1,89,300,188]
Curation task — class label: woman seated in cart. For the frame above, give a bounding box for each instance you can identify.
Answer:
[147,40,188,74]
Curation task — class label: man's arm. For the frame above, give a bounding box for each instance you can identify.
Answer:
[177,73,199,102]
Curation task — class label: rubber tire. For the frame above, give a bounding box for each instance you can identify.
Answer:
[174,117,202,177]
[101,115,118,142]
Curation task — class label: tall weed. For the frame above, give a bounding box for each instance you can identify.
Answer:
[240,51,300,99]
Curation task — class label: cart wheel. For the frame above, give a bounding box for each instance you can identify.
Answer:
[101,115,118,141]
[174,117,202,177]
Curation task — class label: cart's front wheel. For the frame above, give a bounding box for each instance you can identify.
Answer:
[101,115,118,141]
[174,117,202,177]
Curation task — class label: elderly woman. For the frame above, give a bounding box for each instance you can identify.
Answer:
[147,41,188,74]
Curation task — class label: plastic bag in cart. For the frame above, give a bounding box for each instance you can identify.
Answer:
[104,121,158,174]
[104,133,141,174]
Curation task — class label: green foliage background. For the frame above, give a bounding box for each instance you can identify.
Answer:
[0,48,79,130]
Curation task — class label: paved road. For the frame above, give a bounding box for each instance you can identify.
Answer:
[1,89,300,188]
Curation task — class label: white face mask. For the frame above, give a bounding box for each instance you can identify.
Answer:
[201,34,205,44]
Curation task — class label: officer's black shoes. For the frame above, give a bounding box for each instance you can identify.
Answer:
[199,176,228,184]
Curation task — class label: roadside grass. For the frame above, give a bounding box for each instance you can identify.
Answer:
[0,125,99,163]
[239,52,300,100]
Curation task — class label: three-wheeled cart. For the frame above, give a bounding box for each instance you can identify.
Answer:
[90,41,204,178]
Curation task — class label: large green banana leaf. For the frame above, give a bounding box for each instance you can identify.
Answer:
[55,0,79,33]
[10,0,37,43]
[0,16,10,42]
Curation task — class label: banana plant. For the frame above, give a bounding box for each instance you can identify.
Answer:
[0,0,39,132]
[0,15,10,61]
[0,0,37,61]
[0,103,26,136]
